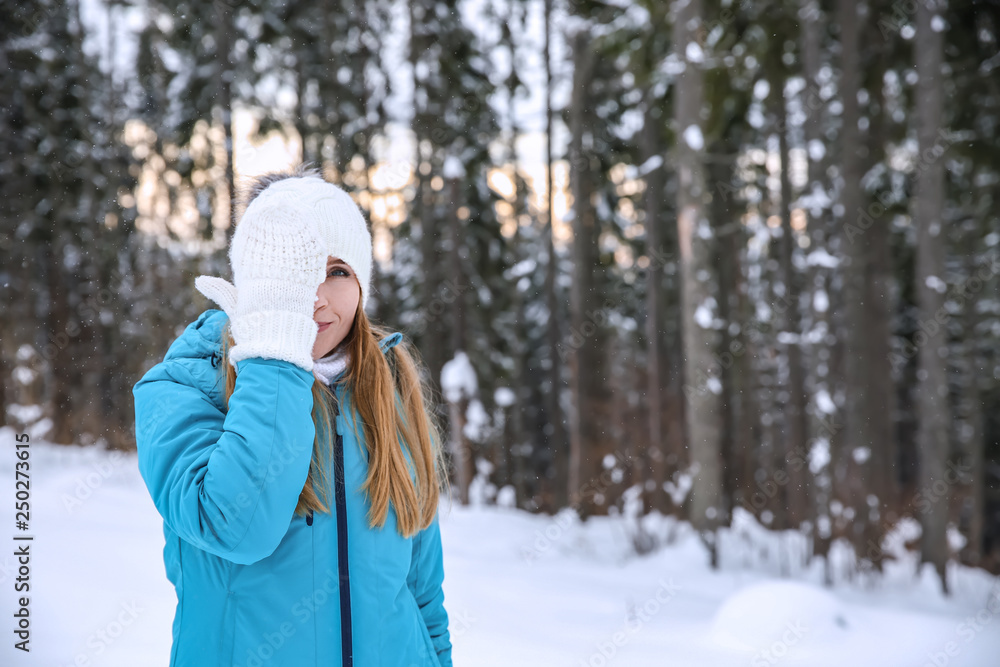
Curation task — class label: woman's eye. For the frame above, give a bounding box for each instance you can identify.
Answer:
[328,268,349,277]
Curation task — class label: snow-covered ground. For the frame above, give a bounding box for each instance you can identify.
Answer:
[1,431,998,666]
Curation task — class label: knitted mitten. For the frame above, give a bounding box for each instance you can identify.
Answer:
[194,187,327,372]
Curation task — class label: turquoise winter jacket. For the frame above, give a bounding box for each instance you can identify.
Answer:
[133,309,452,667]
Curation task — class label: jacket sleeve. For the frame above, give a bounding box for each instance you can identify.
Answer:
[406,514,452,667]
[133,356,316,566]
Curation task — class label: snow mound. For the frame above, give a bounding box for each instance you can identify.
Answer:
[710,580,850,652]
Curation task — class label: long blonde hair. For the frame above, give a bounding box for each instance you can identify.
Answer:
[220,302,451,537]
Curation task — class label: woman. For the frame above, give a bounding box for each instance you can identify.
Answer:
[133,165,453,667]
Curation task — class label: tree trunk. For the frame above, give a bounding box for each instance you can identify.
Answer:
[673,0,725,564]
[710,141,739,521]
[914,0,950,595]
[447,392,471,505]
[836,0,875,568]
[543,0,570,510]
[566,29,611,519]
[447,174,473,504]
[642,84,670,515]
[773,68,811,531]
[214,0,235,235]
[44,241,74,445]
[408,0,446,399]
[800,0,836,581]
[959,240,984,568]
[860,8,899,555]
[294,67,317,166]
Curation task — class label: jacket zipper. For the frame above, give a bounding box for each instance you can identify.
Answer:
[332,388,353,666]
[305,384,353,664]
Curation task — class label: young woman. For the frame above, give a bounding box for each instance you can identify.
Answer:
[133,166,453,667]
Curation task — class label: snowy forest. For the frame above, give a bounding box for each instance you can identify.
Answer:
[3,0,1000,606]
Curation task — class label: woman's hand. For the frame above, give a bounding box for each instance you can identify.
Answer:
[195,187,327,372]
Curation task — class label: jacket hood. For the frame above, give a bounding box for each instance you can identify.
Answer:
[163,309,229,363]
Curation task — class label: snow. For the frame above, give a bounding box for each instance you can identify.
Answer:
[506,258,536,279]
[807,247,840,268]
[815,389,836,414]
[495,485,516,508]
[685,42,705,64]
[660,53,687,76]
[694,297,719,329]
[463,398,489,442]
[808,139,826,162]
[633,155,663,178]
[710,581,845,654]
[441,351,478,403]
[468,458,497,505]
[3,434,1000,667]
[926,275,948,293]
[493,387,516,408]
[813,289,829,313]
[797,183,834,218]
[12,366,36,385]
[683,124,705,151]
[753,79,771,100]
[697,220,713,239]
[664,470,693,506]
[443,155,466,180]
[809,438,831,474]
[6,403,45,424]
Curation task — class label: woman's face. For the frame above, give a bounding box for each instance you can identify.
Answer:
[312,256,360,360]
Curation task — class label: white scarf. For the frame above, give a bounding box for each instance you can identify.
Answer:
[312,347,350,386]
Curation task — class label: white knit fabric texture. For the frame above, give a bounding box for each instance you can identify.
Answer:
[195,185,327,372]
[195,174,373,372]
[264,176,373,311]
[312,347,350,386]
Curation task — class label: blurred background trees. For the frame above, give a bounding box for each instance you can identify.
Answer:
[3,0,999,592]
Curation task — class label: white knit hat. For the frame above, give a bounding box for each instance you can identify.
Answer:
[244,174,373,310]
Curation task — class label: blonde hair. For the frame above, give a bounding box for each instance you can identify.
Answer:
[220,302,451,537]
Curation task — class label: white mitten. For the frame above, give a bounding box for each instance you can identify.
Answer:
[195,187,327,372]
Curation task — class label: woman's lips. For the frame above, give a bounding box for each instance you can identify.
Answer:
[317,322,331,332]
